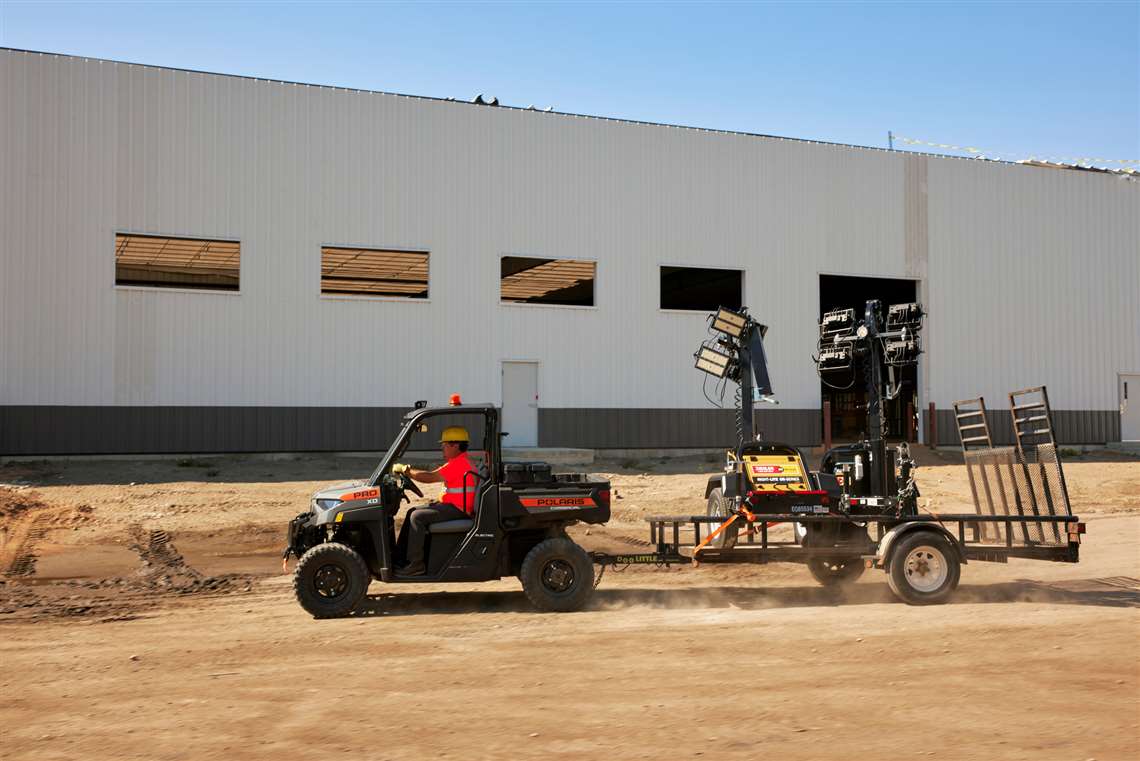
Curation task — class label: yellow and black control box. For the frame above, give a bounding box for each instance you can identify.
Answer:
[743,453,812,493]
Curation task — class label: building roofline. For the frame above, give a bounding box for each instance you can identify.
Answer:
[0,46,957,161]
[3,46,1129,177]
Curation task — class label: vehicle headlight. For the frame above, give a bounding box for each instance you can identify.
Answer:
[316,499,341,511]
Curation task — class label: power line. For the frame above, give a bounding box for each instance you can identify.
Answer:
[893,134,1138,167]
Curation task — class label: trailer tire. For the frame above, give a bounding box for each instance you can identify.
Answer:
[293,542,370,619]
[519,538,594,613]
[807,557,865,586]
[801,523,865,585]
[705,488,739,549]
[886,531,960,605]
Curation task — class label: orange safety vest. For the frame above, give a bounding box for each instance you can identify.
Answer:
[439,453,480,514]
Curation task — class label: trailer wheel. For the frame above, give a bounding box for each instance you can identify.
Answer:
[886,532,961,605]
[519,538,595,613]
[705,488,739,549]
[807,557,865,586]
[801,524,864,585]
[293,542,370,618]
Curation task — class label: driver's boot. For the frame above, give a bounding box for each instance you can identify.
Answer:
[397,561,426,576]
[400,513,430,576]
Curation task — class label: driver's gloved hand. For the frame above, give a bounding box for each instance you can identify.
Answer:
[391,463,410,475]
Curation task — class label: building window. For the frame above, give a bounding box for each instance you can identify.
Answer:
[660,266,743,311]
[115,233,240,291]
[320,247,429,298]
[500,256,595,306]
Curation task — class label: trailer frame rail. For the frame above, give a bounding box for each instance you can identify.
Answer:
[590,513,1083,567]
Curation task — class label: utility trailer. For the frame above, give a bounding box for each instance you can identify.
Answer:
[593,509,1082,605]
[590,305,1086,605]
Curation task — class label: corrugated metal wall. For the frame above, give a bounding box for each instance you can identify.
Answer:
[924,159,1139,417]
[2,50,1136,454]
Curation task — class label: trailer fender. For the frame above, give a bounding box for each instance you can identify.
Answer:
[704,475,725,499]
[878,522,967,570]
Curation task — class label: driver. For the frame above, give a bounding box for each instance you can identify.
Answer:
[390,426,480,576]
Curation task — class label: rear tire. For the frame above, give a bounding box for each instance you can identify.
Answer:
[294,542,370,618]
[705,487,739,549]
[519,538,594,612]
[886,531,961,605]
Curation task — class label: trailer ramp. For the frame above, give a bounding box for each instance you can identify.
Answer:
[953,387,1071,547]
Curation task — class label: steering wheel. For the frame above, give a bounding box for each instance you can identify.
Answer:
[399,472,424,499]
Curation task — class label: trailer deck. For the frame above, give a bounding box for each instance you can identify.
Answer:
[592,513,1083,568]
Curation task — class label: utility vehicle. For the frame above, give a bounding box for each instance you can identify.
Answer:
[284,401,610,617]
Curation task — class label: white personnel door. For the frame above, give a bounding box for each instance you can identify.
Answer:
[502,362,539,447]
[1122,374,1140,441]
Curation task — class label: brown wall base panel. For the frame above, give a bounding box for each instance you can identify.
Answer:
[0,406,820,456]
[538,408,821,449]
[0,406,1118,456]
[923,408,1119,448]
[0,407,407,456]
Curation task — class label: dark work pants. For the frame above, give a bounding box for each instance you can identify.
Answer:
[404,503,469,567]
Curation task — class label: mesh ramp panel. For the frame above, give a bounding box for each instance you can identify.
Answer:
[956,397,1002,541]
[962,445,1070,547]
[1021,443,1070,545]
[963,447,1016,545]
[1010,387,1070,546]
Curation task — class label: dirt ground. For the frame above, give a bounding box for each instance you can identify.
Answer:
[1,447,1138,761]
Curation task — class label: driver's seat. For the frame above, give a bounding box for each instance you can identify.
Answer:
[427,451,487,535]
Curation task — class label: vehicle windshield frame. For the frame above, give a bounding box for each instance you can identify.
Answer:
[367,407,493,486]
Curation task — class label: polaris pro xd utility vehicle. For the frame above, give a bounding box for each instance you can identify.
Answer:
[283,401,610,617]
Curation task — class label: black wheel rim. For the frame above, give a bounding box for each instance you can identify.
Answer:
[541,559,576,594]
[314,563,349,599]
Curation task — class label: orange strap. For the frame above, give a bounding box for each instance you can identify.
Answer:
[693,505,782,564]
[740,520,779,538]
[692,513,739,566]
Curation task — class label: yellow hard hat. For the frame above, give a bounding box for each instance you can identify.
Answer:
[439,426,470,443]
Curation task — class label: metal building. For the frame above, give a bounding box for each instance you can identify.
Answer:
[2,49,1137,455]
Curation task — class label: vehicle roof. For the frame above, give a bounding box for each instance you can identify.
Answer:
[402,404,496,420]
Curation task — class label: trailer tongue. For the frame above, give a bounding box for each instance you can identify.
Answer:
[591,303,1085,605]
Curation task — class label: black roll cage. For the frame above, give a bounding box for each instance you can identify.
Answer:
[366,404,501,487]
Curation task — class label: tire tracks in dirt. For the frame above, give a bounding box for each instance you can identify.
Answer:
[1,489,92,578]
[1,488,256,622]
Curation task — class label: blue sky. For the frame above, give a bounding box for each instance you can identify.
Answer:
[2,1,1136,166]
